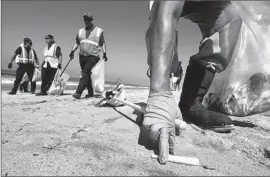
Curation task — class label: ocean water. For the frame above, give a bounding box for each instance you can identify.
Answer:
[1,76,149,91]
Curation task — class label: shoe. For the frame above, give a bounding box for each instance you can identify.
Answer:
[8,90,16,95]
[72,92,81,99]
[31,91,35,94]
[24,90,30,93]
[85,93,94,98]
[179,60,233,130]
[35,92,47,96]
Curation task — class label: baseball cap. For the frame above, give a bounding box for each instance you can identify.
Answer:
[83,12,93,21]
[45,34,54,39]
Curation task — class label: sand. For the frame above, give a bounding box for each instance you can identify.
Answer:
[1,89,270,176]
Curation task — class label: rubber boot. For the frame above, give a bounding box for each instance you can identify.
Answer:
[179,61,232,127]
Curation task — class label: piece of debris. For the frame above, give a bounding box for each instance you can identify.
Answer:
[33,153,39,156]
[202,165,216,170]
[264,148,270,158]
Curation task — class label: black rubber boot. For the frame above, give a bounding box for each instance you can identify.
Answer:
[179,61,232,127]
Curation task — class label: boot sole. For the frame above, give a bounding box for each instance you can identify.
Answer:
[189,123,235,133]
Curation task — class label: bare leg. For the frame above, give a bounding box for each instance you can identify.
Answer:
[143,1,185,164]
[146,1,184,94]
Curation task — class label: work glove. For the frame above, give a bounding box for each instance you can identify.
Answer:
[8,63,12,70]
[103,53,108,62]
[58,63,62,69]
[142,92,181,164]
[69,51,74,60]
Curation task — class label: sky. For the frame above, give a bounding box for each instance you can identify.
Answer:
[1,0,201,86]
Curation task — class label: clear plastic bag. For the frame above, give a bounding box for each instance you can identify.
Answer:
[91,59,105,94]
[21,73,29,82]
[204,1,270,116]
[48,69,70,95]
[32,68,41,82]
[105,84,127,107]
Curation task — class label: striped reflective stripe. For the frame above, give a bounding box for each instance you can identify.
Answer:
[17,46,35,64]
[80,39,98,46]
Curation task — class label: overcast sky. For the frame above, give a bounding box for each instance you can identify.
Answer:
[1,0,201,86]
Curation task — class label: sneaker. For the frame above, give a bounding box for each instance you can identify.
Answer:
[85,94,94,98]
[8,90,16,95]
[72,92,81,99]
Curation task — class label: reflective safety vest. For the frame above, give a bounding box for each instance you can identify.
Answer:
[78,26,103,57]
[15,43,35,64]
[43,43,59,68]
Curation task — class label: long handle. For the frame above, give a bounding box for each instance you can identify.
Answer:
[60,59,72,77]
[111,97,146,113]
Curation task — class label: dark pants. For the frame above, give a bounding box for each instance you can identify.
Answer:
[40,62,57,93]
[20,81,29,92]
[76,55,99,95]
[11,64,36,93]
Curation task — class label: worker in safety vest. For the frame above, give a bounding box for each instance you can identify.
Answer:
[142,1,242,164]
[36,34,62,96]
[8,38,39,95]
[69,12,107,99]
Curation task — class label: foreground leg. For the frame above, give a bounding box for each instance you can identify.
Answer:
[8,66,26,94]
[143,1,185,164]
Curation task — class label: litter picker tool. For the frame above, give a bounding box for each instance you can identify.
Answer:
[96,83,187,129]
[59,59,72,77]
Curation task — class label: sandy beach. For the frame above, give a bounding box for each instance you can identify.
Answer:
[2,85,270,176]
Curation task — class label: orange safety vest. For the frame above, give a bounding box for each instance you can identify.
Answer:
[15,44,35,65]
[78,26,103,57]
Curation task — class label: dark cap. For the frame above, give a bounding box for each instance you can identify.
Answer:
[83,12,93,21]
[45,34,54,39]
[23,37,32,43]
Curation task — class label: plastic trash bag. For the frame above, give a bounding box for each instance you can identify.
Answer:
[48,69,70,95]
[32,68,41,82]
[91,59,105,94]
[105,84,127,107]
[21,73,29,82]
[204,1,270,116]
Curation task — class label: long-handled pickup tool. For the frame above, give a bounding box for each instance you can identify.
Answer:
[59,59,72,77]
[96,83,188,129]
[96,84,201,166]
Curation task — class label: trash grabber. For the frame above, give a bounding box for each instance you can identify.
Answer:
[110,96,146,113]
[110,96,187,130]
[60,59,72,77]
